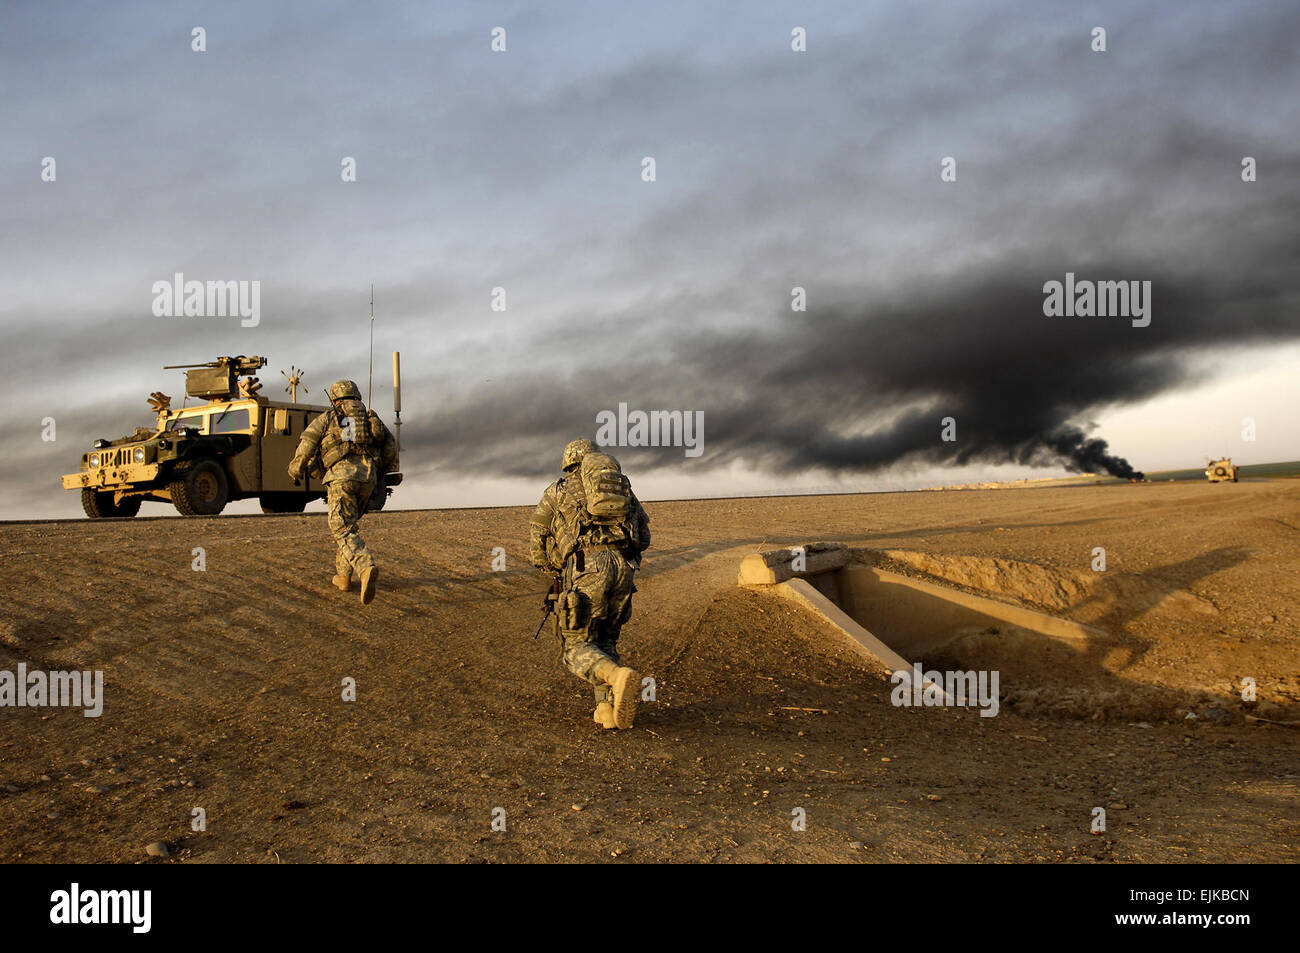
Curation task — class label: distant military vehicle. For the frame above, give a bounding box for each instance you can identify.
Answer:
[1205,457,1239,483]
[61,355,402,518]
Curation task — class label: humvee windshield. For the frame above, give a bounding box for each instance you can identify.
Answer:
[166,412,207,433]
[211,408,251,434]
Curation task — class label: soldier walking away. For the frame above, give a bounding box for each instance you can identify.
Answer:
[530,439,651,729]
[288,379,398,605]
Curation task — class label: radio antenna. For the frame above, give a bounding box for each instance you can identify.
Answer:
[367,283,375,405]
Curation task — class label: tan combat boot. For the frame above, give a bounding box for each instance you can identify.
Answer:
[593,702,616,729]
[359,566,378,605]
[333,574,352,591]
[593,660,640,730]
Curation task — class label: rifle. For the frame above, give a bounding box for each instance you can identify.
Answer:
[532,575,562,639]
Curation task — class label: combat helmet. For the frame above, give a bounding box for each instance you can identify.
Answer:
[562,438,595,471]
[328,379,362,402]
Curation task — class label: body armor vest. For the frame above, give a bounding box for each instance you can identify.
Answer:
[319,399,373,470]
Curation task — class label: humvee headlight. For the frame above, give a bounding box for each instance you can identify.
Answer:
[133,447,146,463]
[88,452,101,468]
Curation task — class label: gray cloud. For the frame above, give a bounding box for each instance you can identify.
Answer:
[3,1,1298,516]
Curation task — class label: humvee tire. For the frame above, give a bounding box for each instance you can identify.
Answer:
[170,459,229,516]
[81,488,142,519]
[259,493,309,514]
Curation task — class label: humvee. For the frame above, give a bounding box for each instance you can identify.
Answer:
[1205,457,1239,483]
[61,355,401,518]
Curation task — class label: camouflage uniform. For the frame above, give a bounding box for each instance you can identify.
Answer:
[530,442,651,702]
[288,380,398,597]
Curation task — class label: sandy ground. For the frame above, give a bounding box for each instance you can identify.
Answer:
[0,479,1296,863]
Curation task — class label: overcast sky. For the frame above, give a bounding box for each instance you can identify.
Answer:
[2,0,1297,519]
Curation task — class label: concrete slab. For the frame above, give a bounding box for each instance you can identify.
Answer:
[737,541,849,585]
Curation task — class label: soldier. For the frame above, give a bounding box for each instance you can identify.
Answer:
[530,439,651,729]
[288,379,398,605]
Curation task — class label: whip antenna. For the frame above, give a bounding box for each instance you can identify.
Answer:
[367,283,375,405]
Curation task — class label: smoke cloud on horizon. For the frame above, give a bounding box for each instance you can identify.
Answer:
[406,250,1299,484]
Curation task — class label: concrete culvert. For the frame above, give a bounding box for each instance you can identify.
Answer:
[740,543,1111,668]
[738,544,1190,721]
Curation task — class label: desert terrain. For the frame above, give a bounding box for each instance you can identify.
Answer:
[1,479,1296,863]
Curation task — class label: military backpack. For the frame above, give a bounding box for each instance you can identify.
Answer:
[579,452,634,524]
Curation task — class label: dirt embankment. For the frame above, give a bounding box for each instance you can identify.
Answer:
[0,480,1296,862]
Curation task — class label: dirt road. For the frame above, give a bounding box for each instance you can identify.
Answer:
[1,480,1296,862]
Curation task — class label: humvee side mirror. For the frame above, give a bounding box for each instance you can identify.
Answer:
[273,409,289,433]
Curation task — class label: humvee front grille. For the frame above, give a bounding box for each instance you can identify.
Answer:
[95,447,137,468]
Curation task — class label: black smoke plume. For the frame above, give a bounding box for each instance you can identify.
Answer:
[409,251,1298,483]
